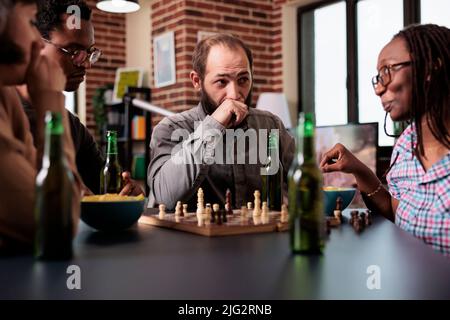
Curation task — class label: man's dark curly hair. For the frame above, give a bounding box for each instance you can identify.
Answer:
[36,0,92,39]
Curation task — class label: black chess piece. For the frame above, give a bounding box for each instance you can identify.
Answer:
[359,212,366,228]
[350,210,359,225]
[365,210,372,225]
[335,196,343,211]
[221,208,227,223]
[216,209,222,225]
[225,189,233,216]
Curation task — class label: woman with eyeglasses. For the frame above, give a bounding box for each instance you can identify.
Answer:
[0,0,81,251]
[320,24,450,256]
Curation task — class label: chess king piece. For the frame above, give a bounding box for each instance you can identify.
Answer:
[287,112,325,254]
[158,204,166,219]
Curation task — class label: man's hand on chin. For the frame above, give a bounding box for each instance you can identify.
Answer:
[211,99,249,128]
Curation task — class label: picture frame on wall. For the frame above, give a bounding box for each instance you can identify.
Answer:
[153,31,176,88]
[112,67,145,103]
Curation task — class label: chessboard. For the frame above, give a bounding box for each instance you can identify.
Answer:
[139,209,289,237]
[139,188,289,237]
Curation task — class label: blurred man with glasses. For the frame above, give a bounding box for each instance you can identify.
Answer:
[16,0,142,196]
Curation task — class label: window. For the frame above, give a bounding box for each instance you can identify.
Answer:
[298,0,448,147]
[314,2,347,127]
[64,91,76,114]
[421,0,450,28]
[357,0,403,146]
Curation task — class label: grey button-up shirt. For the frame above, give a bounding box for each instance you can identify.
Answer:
[147,103,295,210]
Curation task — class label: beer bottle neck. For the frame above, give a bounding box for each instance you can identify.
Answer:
[295,113,316,164]
[106,135,119,162]
[42,112,64,168]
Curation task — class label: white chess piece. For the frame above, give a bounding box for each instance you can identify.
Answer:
[182,204,188,217]
[253,190,261,217]
[261,201,269,224]
[158,204,166,219]
[196,205,204,226]
[175,201,182,217]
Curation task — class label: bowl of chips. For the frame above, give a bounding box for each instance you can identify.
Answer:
[323,186,356,216]
[81,194,145,232]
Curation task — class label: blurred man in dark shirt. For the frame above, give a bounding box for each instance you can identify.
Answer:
[18,0,143,196]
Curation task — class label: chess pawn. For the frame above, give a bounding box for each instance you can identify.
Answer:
[221,208,227,223]
[359,212,367,228]
[182,204,188,217]
[158,204,166,219]
[205,203,212,219]
[247,202,253,210]
[333,210,342,225]
[175,201,182,217]
[204,204,211,226]
[240,206,248,224]
[241,206,248,219]
[352,216,363,233]
[261,201,269,224]
[349,210,359,225]
[212,204,220,224]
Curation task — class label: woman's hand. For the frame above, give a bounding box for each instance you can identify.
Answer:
[319,143,365,175]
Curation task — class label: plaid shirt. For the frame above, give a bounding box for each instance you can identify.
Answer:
[387,124,450,256]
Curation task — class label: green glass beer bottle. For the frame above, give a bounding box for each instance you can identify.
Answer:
[35,112,74,260]
[261,130,282,211]
[100,130,123,194]
[288,112,325,254]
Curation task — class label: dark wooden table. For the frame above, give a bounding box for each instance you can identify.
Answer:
[1,209,449,299]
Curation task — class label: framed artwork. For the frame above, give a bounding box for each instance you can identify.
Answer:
[153,31,176,88]
[112,67,144,103]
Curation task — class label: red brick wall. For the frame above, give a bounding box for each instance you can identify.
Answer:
[150,0,288,116]
[85,0,126,134]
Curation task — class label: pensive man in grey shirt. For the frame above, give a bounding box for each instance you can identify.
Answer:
[148,34,295,210]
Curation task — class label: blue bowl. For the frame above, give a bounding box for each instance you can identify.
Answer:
[81,200,145,232]
[323,187,356,216]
